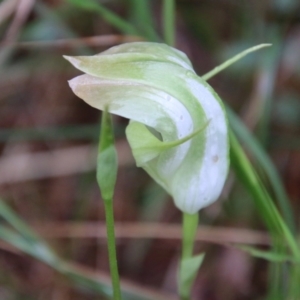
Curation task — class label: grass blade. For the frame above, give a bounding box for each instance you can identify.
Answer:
[229,132,300,259]
[227,107,295,233]
[126,0,160,42]
[0,199,175,299]
[67,0,139,36]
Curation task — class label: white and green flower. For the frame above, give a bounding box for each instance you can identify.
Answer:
[64,42,229,214]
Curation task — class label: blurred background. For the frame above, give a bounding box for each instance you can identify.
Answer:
[0,0,300,299]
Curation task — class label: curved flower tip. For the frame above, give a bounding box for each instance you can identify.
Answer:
[64,42,229,214]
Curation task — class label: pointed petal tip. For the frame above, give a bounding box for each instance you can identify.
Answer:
[63,55,81,67]
[63,55,72,62]
[67,77,77,90]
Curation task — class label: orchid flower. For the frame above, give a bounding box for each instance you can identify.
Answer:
[64,42,229,214]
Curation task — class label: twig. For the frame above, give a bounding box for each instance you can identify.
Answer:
[0,35,144,50]
[32,222,271,246]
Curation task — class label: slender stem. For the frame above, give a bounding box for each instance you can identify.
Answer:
[97,110,121,298]
[104,200,122,300]
[202,44,271,81]
[182,213,198,259]
[179,212,199,300]
[163,0,175,46]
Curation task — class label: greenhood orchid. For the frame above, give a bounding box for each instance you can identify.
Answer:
[64,42,229,214]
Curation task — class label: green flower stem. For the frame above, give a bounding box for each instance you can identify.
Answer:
[182,213,198,259]
[179,212,199,300]
[96,109,121,299]
[163,0,175,47]
[104,199,122,300]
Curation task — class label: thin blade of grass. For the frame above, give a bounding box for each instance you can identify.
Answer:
[229,132,300,260]
[235,244,298,263]
[227,107,295,233]
[0,201,37,240]
[0,124,100,142]
[0,200,62,266]
[0,200,175,300]
[255,31,282,146]
[67,0,139,36]
[126,0,160,42]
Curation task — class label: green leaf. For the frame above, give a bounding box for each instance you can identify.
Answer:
[179,253,205,299]
[236,245,299,263]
